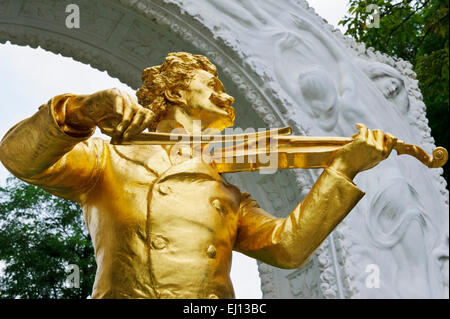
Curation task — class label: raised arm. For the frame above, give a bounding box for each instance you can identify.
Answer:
[0,89,155,203]
[234,124,397,268]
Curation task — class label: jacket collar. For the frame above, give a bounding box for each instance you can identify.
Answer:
[111,144,223,183]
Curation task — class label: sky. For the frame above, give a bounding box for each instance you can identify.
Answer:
[307,0,349,32]
[0,0,349,299]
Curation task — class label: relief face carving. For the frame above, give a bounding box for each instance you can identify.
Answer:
[298,67,339,131]
[360,172,443,298]
[356,59,410,116]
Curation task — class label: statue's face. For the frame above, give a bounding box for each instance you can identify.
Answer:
[373,76,409,115]
[182,69,235,131]
[299,70,339,132]
[309,94,339,132]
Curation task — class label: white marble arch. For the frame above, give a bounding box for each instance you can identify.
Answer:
[0,0,448,298]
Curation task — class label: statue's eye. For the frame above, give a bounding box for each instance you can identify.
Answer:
[208,81,216,89]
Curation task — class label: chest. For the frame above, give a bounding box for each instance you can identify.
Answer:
[88,144,242,232]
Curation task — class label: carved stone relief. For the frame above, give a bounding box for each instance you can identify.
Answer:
[286,257,322,299]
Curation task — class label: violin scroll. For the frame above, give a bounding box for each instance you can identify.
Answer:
[394,141,448,168]
[431,147,448,168]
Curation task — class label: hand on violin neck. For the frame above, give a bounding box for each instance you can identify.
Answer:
[328,123,397,180]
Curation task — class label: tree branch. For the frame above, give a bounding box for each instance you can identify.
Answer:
[385,0,432,46]
[417,13,450,48]
[381,0,414,18]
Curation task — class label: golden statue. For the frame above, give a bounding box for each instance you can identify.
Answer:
[0,52,446,299]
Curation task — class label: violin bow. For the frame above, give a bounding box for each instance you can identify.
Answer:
[110,126,292,145]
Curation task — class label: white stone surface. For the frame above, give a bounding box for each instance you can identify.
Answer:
[0,0,448,298]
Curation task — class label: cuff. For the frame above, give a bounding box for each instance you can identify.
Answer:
[47,94,95,139]
[326,166,357,187]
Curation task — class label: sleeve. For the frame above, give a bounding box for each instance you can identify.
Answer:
[233,168,365,269]
[0,94,105,203]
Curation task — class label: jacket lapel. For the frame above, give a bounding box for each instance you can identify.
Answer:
[157,156,223,184]
[111,144,172,176]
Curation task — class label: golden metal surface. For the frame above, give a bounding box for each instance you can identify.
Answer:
[0,52,442,299]
[122,131,448,173]
[394,141,448,168]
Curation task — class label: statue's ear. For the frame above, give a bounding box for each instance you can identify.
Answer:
[164,89,186,107]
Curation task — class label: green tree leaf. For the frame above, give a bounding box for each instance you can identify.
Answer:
[0,177,95,298]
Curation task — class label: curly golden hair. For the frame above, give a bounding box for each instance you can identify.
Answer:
[136,52,218,131]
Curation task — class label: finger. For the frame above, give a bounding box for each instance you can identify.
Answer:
[124,110,155,139]
[365,127,376,148]
[122,92,135,107]
[123,92,143,118]
[128,93,139,105]
[372,129,382,139]
[112,96,125,136]
[372,129,385,153]
[354,123,368,140]
[136,109,155,134]
[117,101,134,134]
[384,133,398,158]
[372,128,383,141]
[114,95,124,117]
[123,110,145,139]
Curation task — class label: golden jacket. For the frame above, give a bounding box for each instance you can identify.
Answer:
[0,95,364,298]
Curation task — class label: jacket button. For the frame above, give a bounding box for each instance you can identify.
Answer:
[206,245,216,258]
[156,184,171,195]
[211,199,226,214]
[207,294,219,299]
[151,237,167,250]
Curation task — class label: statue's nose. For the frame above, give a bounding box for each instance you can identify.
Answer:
[210,92,234,107]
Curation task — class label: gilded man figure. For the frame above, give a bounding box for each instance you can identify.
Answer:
[0,52,396,299]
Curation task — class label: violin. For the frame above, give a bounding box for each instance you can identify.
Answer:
[111,126,448,173]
